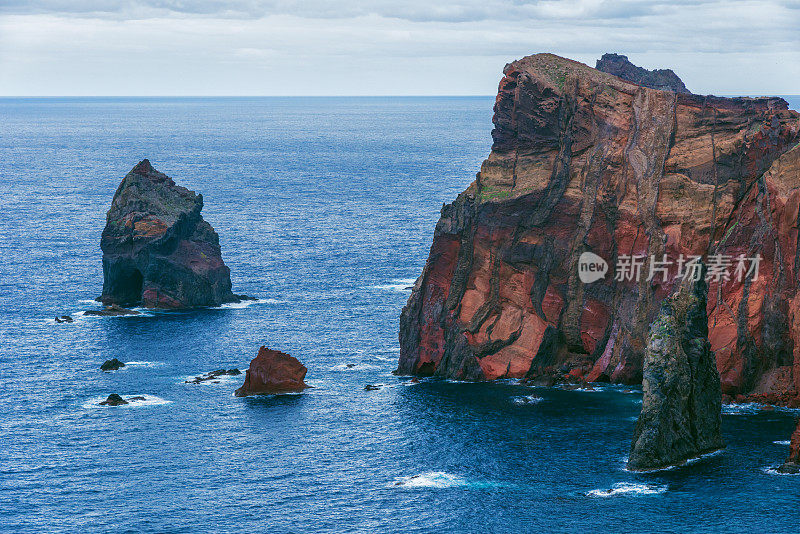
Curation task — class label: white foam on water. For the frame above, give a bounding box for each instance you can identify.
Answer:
[82,394,171,409]
[587,482,667,497]
[390,472,467,489]
[369,278,417,292]
[722,403,762,415]
[511,395,543,405]
[762,466,800,476]
[330,362,381,371]
[774,440,792,446]
[217,298,286,310]
[125,361,163,368]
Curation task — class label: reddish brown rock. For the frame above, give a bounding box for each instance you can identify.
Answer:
[398,53,800,403]
[235,347,309,396]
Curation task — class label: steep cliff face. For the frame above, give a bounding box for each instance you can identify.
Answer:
[596,53,690,94]
[398,53,800,403]
[100,160,242,309]
[628,266,724,471]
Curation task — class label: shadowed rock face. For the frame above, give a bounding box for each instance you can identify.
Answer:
[628,267,724,471]
[596,53,690,94]
[777,420,800,473]
[235,347,309,396]
[398,53,800,404]
[99,160,240,309]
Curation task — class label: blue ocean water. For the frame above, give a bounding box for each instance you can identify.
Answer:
[1,96,799,533]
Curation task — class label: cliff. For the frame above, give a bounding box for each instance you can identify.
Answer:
[596,53,690,93]
[398,53,800,404]
[628,265,724,470]
[99,160,243,309]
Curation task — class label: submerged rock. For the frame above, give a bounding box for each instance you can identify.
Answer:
[84,304,140,317]
[235,347,309,396]
[54,315,73,323]
[397,51,800,403]
[777,420,800,474]
[101,358,126,371]
[595,53,690,93]
[185,368,241,384]
[364,384,382,391]
[628,267,724,471]
[99,393,128,406]
[98,159,248,309]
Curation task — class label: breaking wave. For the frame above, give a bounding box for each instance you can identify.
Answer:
[587,482,667,497]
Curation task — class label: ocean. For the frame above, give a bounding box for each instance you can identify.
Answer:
[1,96,799,533]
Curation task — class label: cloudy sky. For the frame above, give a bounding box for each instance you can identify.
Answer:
[1,0,798,96]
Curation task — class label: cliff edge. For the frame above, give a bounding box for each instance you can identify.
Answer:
[398,53,800,405]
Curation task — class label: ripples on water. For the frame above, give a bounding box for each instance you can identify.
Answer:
[1,96,800,533]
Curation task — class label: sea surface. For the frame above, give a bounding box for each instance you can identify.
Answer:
[1,96,799,533]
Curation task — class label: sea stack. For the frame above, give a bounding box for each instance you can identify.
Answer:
[235,347,309,396]
[777,420,800,474]
[595,53,690,93]
[397,52,800,406]
[99,160,244,309]
[628,267,724,471]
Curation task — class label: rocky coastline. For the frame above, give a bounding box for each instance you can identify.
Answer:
[398,52,800,409]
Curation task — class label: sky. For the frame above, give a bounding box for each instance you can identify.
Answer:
[0,0,798,96]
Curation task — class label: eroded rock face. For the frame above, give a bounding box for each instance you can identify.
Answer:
[235,347,309,396]
[777,420,800,474]
[628,268,724,471]
[596,53,690,93]
[99,160,242,309]
[398,53,800,404]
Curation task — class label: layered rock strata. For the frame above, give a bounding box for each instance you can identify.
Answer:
[398,53,800,405]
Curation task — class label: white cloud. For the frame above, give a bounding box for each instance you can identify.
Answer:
[0,1,798,95]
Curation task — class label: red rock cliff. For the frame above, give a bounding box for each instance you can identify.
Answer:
[398,53,800,403]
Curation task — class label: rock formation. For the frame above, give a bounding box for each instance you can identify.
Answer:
[85,304,140,317]
[777,420,800,474]
[398,53,800,405]
[185,368,241,384]
[596,53,690,93]
[99,159,247,309]
[101,358,126,371]
[628,266,724,470]
[235,347,309,396]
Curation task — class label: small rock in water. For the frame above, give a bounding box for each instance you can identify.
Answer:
[364,384,382,391]
[54,315,73,323]
[346,363,357,368]
[99,394,128,406]
[185,368,241,384]
[84,304,140,317]
[101,358,126,371]
[235,347,309,396]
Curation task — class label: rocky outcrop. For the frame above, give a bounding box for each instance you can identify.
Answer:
[99,160,246,309]
[777,420,800,474]
[596,53,690,93]
[101,358,126,371]
[85,305,140,317]
[398,53,800,405]
[185,368,241,384]
[235,347,309,396]
[628,266,724,470]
